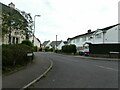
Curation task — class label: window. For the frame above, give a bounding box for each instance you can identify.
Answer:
[15,31,19,35]
[16,38,19,44]
[12,37,15,44]
[76,38,80,42]
[82,37,86,41]
[73,40,75,43]
[88,36,93,40]
[95,33,101,39]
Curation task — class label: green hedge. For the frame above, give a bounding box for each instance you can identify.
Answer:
[21,40,33,47]
[45,47,53,52]
[2,44,33,71]
[62,44,76,54]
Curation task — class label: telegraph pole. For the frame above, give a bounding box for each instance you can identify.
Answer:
[56,35,57,51]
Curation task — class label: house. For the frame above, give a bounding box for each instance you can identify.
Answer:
[67,30,95,52]
[49,41,61,50]
[29,36,41,48]
[42,40,51,48]
[67,24,120,53]
[2,29,26,45]
[1,2,27,45]
[50,40,67,50]
[93,24,119,44]
[57,41,68,50]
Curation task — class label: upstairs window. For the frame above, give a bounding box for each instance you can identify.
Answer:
[82,37,86,41]
[95,33,101,39]
[76,38,80,42]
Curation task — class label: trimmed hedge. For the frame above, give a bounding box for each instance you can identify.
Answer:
[21,40,33,47]
[62,44,76,54]
[2,44,33,71]
[44,47,54,52]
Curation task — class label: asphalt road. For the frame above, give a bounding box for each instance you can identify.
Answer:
[29,52,119,88]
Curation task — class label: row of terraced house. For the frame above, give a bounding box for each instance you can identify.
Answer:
[42,24,120,57]
[67,24,120,57]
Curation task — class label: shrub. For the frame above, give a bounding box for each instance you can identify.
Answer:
[33,46,38,52]
[21,40,33,47]
[62,44,76,54]
[45,47,49,52]
[39,48,42,51]
[2,44,33,71]
[49,48,53,52]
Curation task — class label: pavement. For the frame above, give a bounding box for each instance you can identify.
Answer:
[73,55,120,61]
[2,52,53,89]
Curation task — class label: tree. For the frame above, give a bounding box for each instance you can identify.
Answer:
[2,3,33,44]
[20,11,33,40]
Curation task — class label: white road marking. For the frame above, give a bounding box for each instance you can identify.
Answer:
[95,65,118,71]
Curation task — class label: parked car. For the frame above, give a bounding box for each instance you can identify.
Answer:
[84,51,90,56]
[79,50,84,55]
[79,46,90,56]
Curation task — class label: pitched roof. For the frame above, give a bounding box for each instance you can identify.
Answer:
[42,41,50,46]
[67,23,120,41]
[99,23,120,31]
[67,31,95,40]
[50,41,62,48]
[36,38,40,43]
[63,41,68,44]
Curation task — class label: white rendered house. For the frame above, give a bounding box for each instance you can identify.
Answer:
[29,36,41,48]
[67,24,120,53]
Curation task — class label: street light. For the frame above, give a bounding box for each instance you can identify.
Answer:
[33,15,41,46]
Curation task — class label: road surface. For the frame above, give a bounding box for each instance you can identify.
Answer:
[30,52,118,88]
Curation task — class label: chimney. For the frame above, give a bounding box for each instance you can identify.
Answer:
[8,2,15,9]
[88,29,91,33]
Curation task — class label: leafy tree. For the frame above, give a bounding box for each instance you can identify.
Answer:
[2,3,33,44]
[20,11,33,40]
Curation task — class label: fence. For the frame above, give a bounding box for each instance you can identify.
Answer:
[89,43,120,58]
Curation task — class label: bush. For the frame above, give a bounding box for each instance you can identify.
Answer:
[33,46,38,52]
[45,47,49,52]
[39,48,42,51]
[62,44,76,54]
[21,40,33,47]
[2,44,33,71]
[49,48,53,52]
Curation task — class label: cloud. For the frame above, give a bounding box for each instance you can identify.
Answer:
[0,0,119,43]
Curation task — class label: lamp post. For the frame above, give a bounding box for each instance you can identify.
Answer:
[33,15,40,46]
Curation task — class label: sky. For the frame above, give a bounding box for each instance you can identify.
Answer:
[0,0,120,43]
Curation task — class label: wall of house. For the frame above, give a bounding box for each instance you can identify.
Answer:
[93,30,104,44]
[68,34,94,49]
[2,30,26,45]
[67,25,119,52]
[46,41,51,48]
[29,37,40,48]
[103,26,119,43]
[118,25,120,43]
[57,41,64,50]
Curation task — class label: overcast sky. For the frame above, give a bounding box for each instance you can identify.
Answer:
[1,0,119,43]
